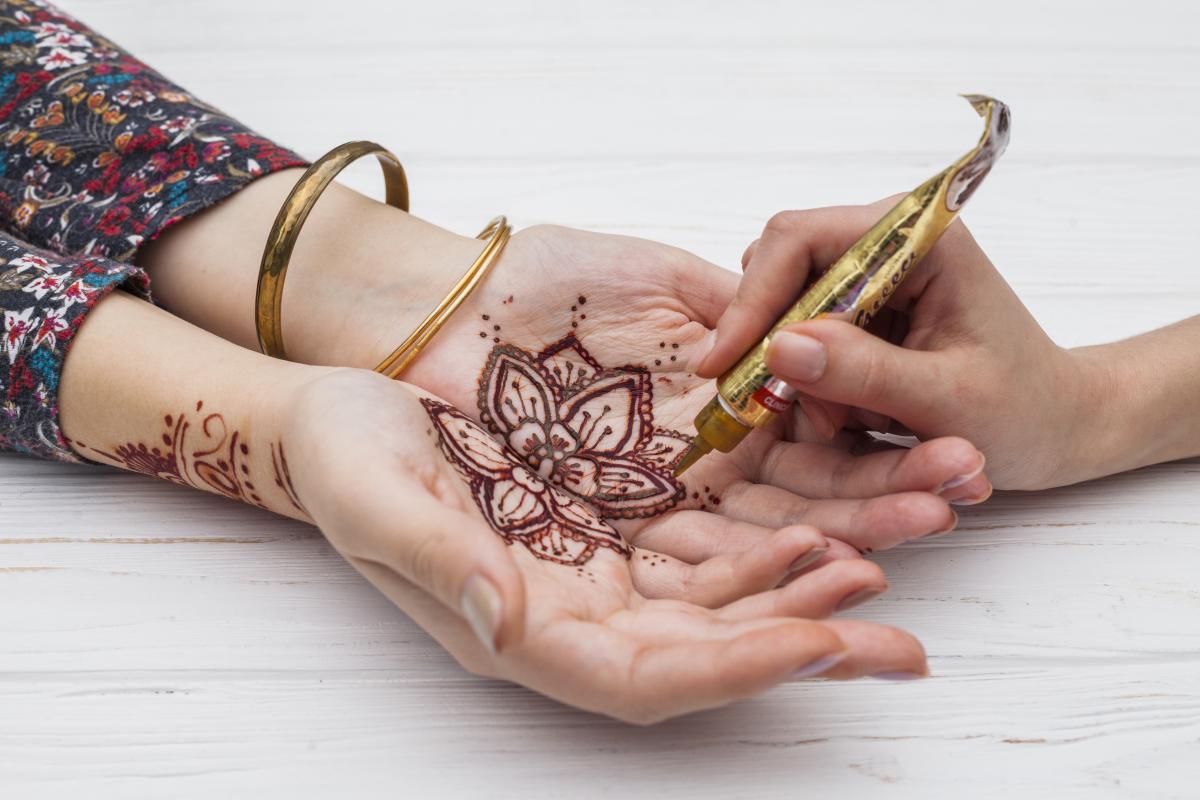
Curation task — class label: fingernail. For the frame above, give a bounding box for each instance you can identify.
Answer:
[871,670,928,681]
[685,329,717,373]
[790,650,849,680]
[770,332,826,383]
[921,510,959,538]
[786,545,828,575]
[460,574,502,655]
[936,452,986,494]
[836,586,884,612]
[951,483,993,506]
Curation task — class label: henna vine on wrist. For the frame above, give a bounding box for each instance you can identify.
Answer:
[73,401,271,509]
[271,442,305,513]
[422,398,629,566]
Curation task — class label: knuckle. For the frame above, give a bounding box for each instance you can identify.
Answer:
[764,210,805,237]
[856,347,893,404]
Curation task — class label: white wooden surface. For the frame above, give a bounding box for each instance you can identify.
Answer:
[3,1,1198,796]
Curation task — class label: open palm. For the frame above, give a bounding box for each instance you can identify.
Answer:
[286,371,928,723]
[399,225,985,566]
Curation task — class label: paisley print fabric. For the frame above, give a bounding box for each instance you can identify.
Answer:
[0,1,309,462]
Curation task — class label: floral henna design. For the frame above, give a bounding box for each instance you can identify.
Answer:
[477,334,690,519]
[422,398,630,566]
[76,401,267,508]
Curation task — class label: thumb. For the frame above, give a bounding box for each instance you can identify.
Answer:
[695,201,899,379]
[315,474,527,656]
[765,318,945,426]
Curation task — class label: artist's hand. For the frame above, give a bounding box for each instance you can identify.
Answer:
[284,369,928,724]
[696,200,1085,491]
[393,224,986,564]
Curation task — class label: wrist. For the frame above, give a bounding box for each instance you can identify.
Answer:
[139,169,484,368]
[276,182,485,367]
[1058,341,1169,486]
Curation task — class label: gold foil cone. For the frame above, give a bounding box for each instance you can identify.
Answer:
[677,95,1010,476]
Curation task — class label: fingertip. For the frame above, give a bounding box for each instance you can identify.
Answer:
[934,446,987,495]
[817,619,929,681]
[774,525,830,574]
[949,480,993,506]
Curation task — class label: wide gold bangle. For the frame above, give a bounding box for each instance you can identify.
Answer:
[255,140,510,379]
[256,141,409,360]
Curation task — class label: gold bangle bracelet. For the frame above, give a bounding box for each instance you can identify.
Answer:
[256,140,510,379]
[256,141,409,360]
[373,216,511,379]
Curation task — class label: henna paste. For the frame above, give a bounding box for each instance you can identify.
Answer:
[476,333,690,519]
[271,441,305,513]
[422,398,630,566]
[78,401,267,508]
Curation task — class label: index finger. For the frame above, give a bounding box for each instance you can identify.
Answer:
[694,198,899,378]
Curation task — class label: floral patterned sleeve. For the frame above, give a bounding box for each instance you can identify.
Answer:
[0,1,310,461]
[1,233,147,461]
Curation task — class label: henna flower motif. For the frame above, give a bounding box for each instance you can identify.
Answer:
[423,399,629,566]
[478,335,689,519]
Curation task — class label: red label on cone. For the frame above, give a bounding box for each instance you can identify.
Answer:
[752,385,790,413]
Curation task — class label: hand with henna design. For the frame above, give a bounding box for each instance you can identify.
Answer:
[393,226,990,565]
[143,177,991,569]
[59,293,927,722]
[283,370,929,724]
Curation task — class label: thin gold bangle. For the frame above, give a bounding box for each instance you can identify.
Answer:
[373,216,511,379]
[256,141,409,360]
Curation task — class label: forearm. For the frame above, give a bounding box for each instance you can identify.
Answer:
[1069,315,1200,481]
[137,170,483,368]
[60,291,325,522]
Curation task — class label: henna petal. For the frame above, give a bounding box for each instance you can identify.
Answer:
[478,345,558,436]
[423,398,512,478]
[558,454,601,496]
[522,523,598,565]
[637,428,694,471]
[557,371,653,455]
[476,476,550,536]
[538,334,603,393]
[586,455,685,519]
[547,483,625,542]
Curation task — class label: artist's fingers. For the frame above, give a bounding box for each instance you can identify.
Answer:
[631,525,829,608]
[719,559,888,621]
[741,238,759,269]
[720,483,957,552]
[766,317,950,426]
[817,619,930,680]
[758,435,986,500]
[695,201,895,378]
[940,475,994,506]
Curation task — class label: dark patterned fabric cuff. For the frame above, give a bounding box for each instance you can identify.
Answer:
[0,234,148,462]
